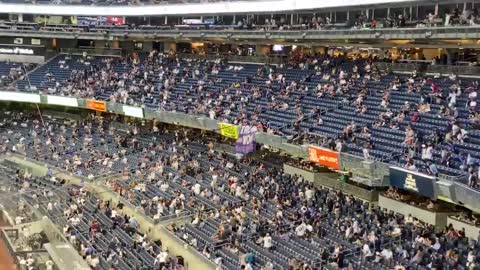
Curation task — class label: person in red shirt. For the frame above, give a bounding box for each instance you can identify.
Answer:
[90,220,100,235]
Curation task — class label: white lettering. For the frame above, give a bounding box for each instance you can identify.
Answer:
[0,47,34,55]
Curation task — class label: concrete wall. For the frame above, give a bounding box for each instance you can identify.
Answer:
[255,133,308,158]
[340,152,389,184]
[283,163,379,201]
[283,164,316,182]
[453,182,480,213]
[446,217,480,239]
[145,110,219,131]
[0,54,44,63]
[315,175,379,201]
[379,195,458,228]
[5,155,49,177]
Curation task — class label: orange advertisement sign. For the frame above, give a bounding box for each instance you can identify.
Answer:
[307,146,340,170]
[86,100,107,112]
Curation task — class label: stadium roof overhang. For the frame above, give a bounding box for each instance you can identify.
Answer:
[0,0,431,16]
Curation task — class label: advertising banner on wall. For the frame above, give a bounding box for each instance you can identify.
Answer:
[389,166,437,199]
[307,146,340,170]
[0,44,45,56]
[77,16,124,26]
[0,91,41,103]
[105,16,124,25]
[219,123,239,139]
[235,125,258,154]
[47,96,78,107]
[123,105,144,118]
[86,99,107,112]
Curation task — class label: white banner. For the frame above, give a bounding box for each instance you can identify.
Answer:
[47,95,79,107]
[123,105,144,118]
[0,91,40,103]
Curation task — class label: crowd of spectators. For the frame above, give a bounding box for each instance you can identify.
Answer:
[3,6,480,35]
[0,110,480,269]
[0,160,180,270]
[1,46,479,184]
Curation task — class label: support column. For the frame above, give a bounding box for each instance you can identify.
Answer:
[445,48,456,65]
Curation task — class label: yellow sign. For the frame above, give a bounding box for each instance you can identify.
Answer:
[219,123,239,139]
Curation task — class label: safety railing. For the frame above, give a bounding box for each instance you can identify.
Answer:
[60,47,123,57]
[1,24,480,39]
[375,62,480,75]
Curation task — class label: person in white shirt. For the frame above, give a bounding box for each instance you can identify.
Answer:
[295,222,307,237]
[335,140,343,152]
[70,216,80,226]
[263,233,273,250]
[90,255,99,269]
[362,243,374,259]
[376,248,393,263]
[431,238,441,251]
[209,110,216,119]
[305,187,314,201]
[15,216,24,225]
[192,182,201,195]
[467,251,476,268]
[214,254,223,270]
[154,250,169,269]
[160,181,169,192]
[45,260,54,270]
[363,147,370,160]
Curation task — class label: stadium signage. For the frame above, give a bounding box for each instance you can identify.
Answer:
[0,91,41,103]
[235,125,258,154]
[46,95,78,107]
[0,47,34,55]
[86,99,107,112]
[219,123,239,139]
[307,146,340,170]
[389,166,437,199]
[122,105,144,118]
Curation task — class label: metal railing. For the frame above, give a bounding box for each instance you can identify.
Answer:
[1,23,480,39]
[60,47,123,57]
[177,53,287,65]
[375,62,480,75]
